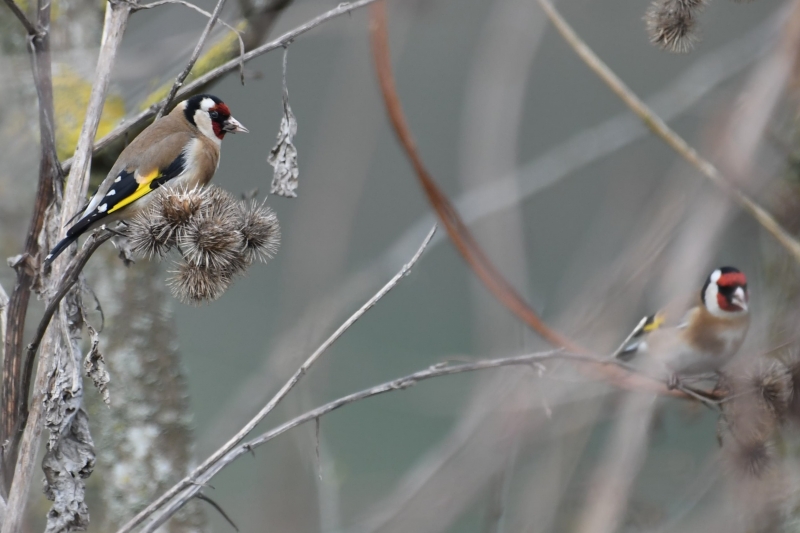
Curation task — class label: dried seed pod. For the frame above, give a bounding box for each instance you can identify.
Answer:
[126,186,209,258]
[178,216,243,272]
[160,186,207,228]
[237,200,281,264]
[202,186,240,220]
[724,437,774,478]
[750,360,793,420]
[129,184,281,303]
[127,207,175,258]
[645,0,697,53]
[168,262,231,305]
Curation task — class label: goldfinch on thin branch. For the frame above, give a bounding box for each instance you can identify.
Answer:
[44,94,248,266]
[615,266,750,383]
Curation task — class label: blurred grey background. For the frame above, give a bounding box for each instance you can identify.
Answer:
[0,0,788,530]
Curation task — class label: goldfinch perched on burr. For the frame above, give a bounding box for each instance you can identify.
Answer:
[44,94,248,266]
[615,266,750,382]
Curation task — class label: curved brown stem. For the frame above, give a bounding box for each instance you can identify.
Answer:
[367,0,695,400]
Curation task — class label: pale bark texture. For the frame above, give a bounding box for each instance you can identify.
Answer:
[90,255,207,533]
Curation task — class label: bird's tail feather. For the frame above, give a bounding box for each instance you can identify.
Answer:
[43,234,79,267]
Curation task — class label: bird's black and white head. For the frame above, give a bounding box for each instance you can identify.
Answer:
[701,266,749,318]
[182,94,248,144]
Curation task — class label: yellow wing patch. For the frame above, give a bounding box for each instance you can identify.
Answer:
[107,169,160,214]
[642,312,665,333]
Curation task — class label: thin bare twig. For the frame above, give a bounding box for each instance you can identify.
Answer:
[156,0,230,119]
[132,0,246,110]
[116,224,438,533]
[536,0,800,265]
[23,230,114,401]
[1,0,38,36]
[61,0,384,174]
[139,348,687,526]
[138,351,600,526]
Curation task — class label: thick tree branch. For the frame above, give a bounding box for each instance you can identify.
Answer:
[1,0,38,36]
[2,1,130,529]
[536,0,800,265]
[115,224,438,533]
[0,0,62,493]
[61,0,384,174]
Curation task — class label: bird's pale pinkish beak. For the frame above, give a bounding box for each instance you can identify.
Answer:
[732,287,748,312]
[223,116,248,133]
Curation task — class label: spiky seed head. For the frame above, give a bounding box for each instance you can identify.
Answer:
[160,186,207,228]
[676,0,705,10]
[168,262,231,305]
[237,200,281,264]
[127,207,175,258]
[179,216,243,272]
[201,186,240,220]
[750,360,793,420]
[645,0,697,53]
[725,437,774,478]
[129,184,281,303]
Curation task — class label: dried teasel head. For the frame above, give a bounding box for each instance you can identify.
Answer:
[645,0,698,53]
[127,186,208,258]
[237,200,281,264]
[719,363,784,479]
[724,437,775,478]
[127,207,174,258]
[161,186,207,227]
[749,360,793,420]
[128,184,280,304]
[168,262,232,305]
[178,215,244,273]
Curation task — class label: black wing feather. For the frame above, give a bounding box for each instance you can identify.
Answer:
[44,152,187,265]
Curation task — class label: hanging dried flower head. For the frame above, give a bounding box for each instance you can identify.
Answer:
[126,184,280,305]
[168,262,232,305]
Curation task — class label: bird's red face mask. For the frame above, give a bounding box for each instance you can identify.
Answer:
[209,103,248,139]
[716,271,748,313]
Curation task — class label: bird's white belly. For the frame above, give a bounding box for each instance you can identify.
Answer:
[665,329,746,375]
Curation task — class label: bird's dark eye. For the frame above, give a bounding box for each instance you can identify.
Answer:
[209,111,219,119]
